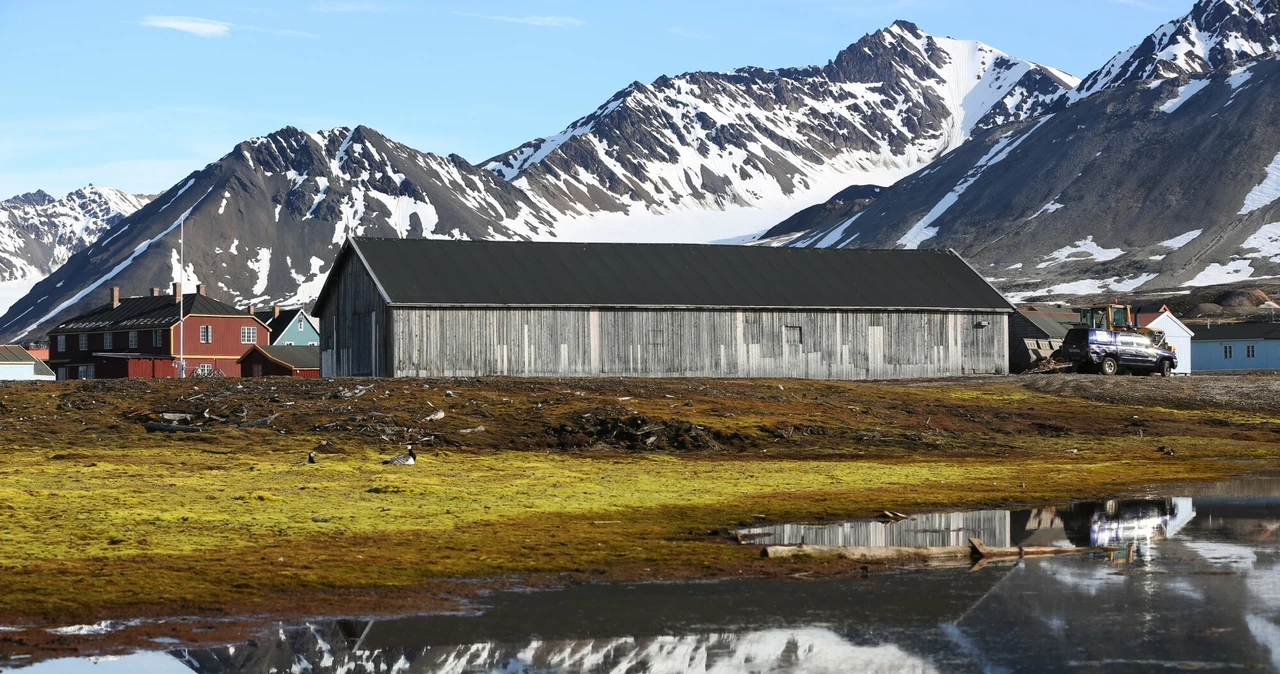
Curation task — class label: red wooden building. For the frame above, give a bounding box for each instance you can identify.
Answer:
[238,345,321,378]
[46,283,269,379]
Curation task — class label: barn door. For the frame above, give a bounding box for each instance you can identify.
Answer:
[353,312,373,376]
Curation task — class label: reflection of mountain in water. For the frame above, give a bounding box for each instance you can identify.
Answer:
[175,627,945,674]
[165,478,1280,674]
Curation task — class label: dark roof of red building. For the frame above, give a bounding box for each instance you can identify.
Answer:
[48,294,258,334]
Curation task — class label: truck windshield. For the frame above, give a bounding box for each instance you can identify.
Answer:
[1111,306,1132,329]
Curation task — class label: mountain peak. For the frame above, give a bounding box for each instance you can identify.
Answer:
[1074,0,1280,97]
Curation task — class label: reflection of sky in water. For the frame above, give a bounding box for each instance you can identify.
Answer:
[9,480,1280,674]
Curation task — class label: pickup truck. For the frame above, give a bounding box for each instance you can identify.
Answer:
[1060,328,1177,376]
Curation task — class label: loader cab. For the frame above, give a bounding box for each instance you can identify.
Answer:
[1078,305,1135,331]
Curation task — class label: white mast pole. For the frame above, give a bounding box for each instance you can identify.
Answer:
[179,213,185,379]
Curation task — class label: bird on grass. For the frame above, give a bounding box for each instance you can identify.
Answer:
[383,446,416,466]
[296,451,317,465]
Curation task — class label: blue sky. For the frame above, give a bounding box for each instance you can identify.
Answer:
[0,0,1191,199]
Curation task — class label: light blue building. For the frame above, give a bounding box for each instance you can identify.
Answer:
[1190,323,1280,371]
[255,306,319,346]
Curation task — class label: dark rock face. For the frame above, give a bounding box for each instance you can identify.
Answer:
[762,185,883,240]
[776,56,1280,300]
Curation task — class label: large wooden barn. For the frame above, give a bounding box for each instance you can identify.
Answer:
[313,238,1013,380]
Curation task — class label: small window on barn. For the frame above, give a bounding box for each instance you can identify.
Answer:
[79,334,88,351]
[784,326,803,345]
[241,326,258,344]
[103,332,113,350]
[199,325,212,344]
[1247,344,1257,359]
[197,363,213,376]
[56,335,65,352]
[298,318,305,330]
[152,330,163,347]
[1224,345,1234,359]
[128,331,138,349]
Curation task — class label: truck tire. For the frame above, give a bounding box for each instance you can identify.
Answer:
[1100,356,1119,376]
[1159,360,1173,377]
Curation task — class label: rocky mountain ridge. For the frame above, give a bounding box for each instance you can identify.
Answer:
[0,22,1074,341]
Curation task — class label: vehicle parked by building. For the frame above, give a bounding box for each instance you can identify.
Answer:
[1060,328,1177,376]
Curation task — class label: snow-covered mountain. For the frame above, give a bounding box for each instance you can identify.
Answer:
[0,22,1075,341]
[767,0,1280,300]
[1073,0,1280,99]
[487,20,1076,241]
[0,185,150,313]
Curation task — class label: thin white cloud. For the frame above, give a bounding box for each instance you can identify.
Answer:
[669,26,710,40]
[311,1,382,11]
[454,12,583,27]
[139,15,231,38]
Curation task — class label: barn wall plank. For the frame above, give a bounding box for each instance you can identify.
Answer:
[384,307,1008,380]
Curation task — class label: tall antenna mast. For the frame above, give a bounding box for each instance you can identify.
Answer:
[179,211,185,379]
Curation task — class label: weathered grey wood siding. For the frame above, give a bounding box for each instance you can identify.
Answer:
[319,250,392,377]
[377,307,1007,380]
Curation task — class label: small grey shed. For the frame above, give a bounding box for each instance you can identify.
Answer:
[313,238,1013,380]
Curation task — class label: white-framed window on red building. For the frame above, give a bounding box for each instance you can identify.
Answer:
[200,325,212,344]
[241,326,257,344]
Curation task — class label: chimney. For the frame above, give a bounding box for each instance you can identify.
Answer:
[249,304,257,315]
[272,305,280,318]
[196,283,206,296]
[172,282,182,303]
[110,287,120,309]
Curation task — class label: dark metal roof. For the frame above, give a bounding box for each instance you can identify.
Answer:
[317,238,1013,312]
[1015,310,1071,339]
[239,345,320,369]
[255,308,305,341]
[48,294,253,334]
[1190,323,1280,341]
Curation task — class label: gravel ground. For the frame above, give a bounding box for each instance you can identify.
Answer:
[1019,373,1280,412]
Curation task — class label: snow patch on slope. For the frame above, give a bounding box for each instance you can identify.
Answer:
[1240,150,1280,215]
[1037,236,1125,268]
[1160,77,1212,113]
[1160,229,1203,249]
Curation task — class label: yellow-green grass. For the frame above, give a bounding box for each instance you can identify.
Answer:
[0,375,1276,623]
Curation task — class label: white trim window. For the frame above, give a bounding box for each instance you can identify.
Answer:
[80,365,94,380]
[199,325,213,344]
[1247,344,1257,359]
[152,329,164,347]
[241,326,258,344]
[1224,345,1234,359]
[56,335,66,352]
[103,332,113,350]
[79,334,88,351]
[197,363,214,376]
[128,331,138,349]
